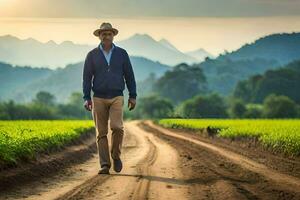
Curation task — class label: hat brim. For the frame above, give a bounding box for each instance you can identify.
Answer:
[93,28,118,37]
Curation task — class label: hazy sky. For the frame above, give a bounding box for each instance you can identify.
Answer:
[1,0,300,18]
[0,1,300,55]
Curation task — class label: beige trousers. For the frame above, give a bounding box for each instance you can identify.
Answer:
[92,95,124,168]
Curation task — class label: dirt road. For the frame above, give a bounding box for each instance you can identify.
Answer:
[1,120,300,200]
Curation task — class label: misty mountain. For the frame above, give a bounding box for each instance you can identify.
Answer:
[0,34,212,69]
[0,56,170,103]
[198,57,280,95]
[218,32,300,65]
[158,38,181,52]
[0,35,93,69]
[196,32,300,95]
[115,33,199,66]
[233,59,300,104]
[185,48,215,62]
[2,31,300,102]
[0,62,52,102]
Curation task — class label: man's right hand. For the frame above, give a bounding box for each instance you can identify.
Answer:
[84,100,93,111]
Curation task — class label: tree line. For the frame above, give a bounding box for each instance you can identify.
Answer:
[0,91,90,120]
[1,59,299,120]
[126,60,300,119]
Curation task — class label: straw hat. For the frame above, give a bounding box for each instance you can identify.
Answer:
[93,22,118,37]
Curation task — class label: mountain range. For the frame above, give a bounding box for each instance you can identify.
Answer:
[219,32,300,65]
[194,32,300,95]
[1,32,300,103]
[0,56,170,103]
[0,34,213,69]
[116,33,213,66]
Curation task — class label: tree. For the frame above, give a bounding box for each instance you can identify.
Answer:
[153,63,207,105]
[233,60,300,104]
[0,92,91,120]
[176,93,228,118]
[244,104,263,118]
[297,105,300,118]
[233,75,262,102]
[130,95,173,119]
[137,72,157,97]
[33,91,56,106]
[27,103,56,119]
[229,99,247,118]
[0,102,8,119]
[68,92,84,107]
[55,92,91,119]
[263,94,297,118]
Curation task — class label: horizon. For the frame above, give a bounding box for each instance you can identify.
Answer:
[1,16,300,55]
[1,30,300,58]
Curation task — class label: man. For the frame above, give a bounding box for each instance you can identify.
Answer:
[82,22,137,175]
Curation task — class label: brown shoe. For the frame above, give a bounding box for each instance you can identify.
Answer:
[98,166,110,174]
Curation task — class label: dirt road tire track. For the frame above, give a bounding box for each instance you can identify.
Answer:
[140,120,300,200]
[53,121,161,200]
[143,120,300,188]
[2,120,300,200]
[131,137,158,200]
[57,120,188,200]
[55,174,111,200]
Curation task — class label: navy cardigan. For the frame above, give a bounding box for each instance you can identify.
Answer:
[82,44,137,101]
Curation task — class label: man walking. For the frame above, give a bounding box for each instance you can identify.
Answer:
[82,22,137,174]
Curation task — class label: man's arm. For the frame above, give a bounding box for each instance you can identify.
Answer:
[82,52,93,101]
[123,50,137,99]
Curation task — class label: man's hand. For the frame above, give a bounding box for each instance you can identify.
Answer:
[128,98,136,111]
[84,100,93,111]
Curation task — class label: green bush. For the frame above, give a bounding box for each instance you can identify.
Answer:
[263,94,298,118]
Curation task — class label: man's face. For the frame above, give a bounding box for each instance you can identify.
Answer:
[99,31,114,45]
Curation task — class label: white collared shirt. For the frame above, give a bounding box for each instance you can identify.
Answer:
[99,42,115,65]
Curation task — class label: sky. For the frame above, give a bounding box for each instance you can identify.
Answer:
[0,0,300,55]
[1,0,300,18]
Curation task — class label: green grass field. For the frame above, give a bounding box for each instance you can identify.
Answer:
[158,119,300,156]
[0,120,94,166]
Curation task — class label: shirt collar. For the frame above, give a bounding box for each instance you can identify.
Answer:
[99,42,115,52]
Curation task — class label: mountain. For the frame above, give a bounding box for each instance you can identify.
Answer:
[0,34,212,69]
[115,33,199,66]
[129,56,170,81]
[158,39,181,52]
[218,32,300,65]
[185,48,215,62]
[233,59,300,104]
[196,32,300,95]
[0,35,93,69]
[158,38,214,62]
[0,57,170,103]
[0,62,52,102]
[198,57,280,95]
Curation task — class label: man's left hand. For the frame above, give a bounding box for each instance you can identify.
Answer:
[128,98,136,111]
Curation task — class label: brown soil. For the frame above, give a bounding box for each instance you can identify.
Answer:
[1,120,299,200]
[151,121,300,179]
[140,120,300,200]
[0,131,97,192]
